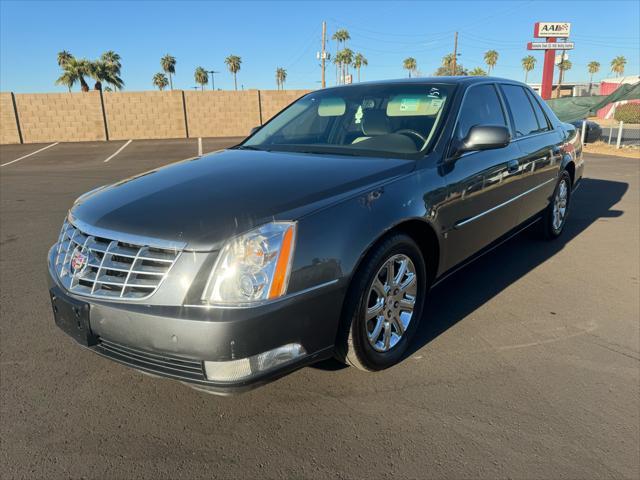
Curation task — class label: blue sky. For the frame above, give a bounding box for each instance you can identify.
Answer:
[1,0,638,93]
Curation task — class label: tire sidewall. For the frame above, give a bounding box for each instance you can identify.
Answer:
[349,235,427,370]
[547,171,572,237]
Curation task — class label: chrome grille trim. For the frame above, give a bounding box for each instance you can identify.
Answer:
[53,219,183,300]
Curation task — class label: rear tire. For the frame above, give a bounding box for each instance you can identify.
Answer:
[334,233,427,371]
[540,170,572,240]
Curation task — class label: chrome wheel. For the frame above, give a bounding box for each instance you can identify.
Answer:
[552,178,569,232]
[364,254,417,352]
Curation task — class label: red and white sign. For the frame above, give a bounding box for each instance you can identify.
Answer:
[534,22,571,38]
[528,41,574,50]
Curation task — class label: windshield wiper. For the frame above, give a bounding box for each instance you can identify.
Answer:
[234,145,266,151]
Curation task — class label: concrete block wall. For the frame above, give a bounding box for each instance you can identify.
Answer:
[185,90,261,138]
[0,89,312,144]
[103,91,187,140]
[260,90,310,122]
[0,93,21,144]
[15,91,106,143]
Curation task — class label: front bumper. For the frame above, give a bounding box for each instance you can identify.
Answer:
[48,247,343,394]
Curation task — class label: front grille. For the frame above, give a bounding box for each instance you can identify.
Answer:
[53,219,181,300]
[95,339,206,381]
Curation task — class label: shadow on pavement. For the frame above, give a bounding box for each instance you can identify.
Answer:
[312,177,628,370]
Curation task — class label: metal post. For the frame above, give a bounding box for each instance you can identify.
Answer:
[198,137,203,156]
[452,32,458,76]
[540,37,556,100]
[581,120,587,145]
[608,124,613,144]
[616,121,624,149]
[321,21,326,88]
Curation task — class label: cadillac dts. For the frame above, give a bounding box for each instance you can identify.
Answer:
[48,77,583,394]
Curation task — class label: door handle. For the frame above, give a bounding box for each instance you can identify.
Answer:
[507,160,519,173]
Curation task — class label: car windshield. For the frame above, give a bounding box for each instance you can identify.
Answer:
[241,83,454,158]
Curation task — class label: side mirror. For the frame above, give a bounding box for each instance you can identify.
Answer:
[454,125,510,157]
[249,126,261,136]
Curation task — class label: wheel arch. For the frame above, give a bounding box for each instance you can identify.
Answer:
[561,154,576,186]
[349,217,441,291]
[333,216,441,358]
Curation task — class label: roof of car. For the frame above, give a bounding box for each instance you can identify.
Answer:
[322,76,527,90]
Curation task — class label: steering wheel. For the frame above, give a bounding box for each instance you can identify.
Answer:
[395,129,427,148]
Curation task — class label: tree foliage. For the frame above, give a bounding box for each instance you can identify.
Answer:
[484,50,499,74]
[152,72,169,91]
[403,57,417,77]
[161,54,177,89]
[610,56,626,77]
[225,55,242,90]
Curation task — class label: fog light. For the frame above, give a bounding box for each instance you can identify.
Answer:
[204,343,306,382]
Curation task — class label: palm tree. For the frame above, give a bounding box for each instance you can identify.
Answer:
[433,54,466,76]
[88,60,123,91]
[332,54,343,85]
[332,28,351,46]
[332,29,350,84]
[101,51,123,91]
[484,50,499,75]
[55,57,91,92]
[275,67,287,90]
[224,55,242,90]
[469,67,487,76]
[56,51,75,92]
[160,54,176,90]
[522,55,536,83]
[587,61,600,94]
[555,58,572,98]
[194,67,209,91]
[403,57,417,78]
[340,48,354,82]
[57,50,73,67]
[352,53,368,82]
[610,56,626,77]
[442,53,455,75]
[152,72,169,91]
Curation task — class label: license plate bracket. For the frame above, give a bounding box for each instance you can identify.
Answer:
[50,287,97,347]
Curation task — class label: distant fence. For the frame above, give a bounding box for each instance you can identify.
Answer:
[0,89,311,144]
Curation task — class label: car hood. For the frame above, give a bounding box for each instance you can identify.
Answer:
[70,149,414,250]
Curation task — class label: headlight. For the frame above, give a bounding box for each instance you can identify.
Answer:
[203,222,297,305]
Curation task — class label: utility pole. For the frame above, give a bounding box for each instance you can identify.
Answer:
[207,70,220,90]
[321,21,327,88]
[452,31,458,76]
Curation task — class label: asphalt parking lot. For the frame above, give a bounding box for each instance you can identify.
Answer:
[1,139,639,479]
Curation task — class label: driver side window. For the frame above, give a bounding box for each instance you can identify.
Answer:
[456,84,507,139]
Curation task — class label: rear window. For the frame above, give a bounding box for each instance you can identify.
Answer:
[501,84,543,137]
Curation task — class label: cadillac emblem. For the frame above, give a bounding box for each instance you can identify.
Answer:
[70,247,88,274]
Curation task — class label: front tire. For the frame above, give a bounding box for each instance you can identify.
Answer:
[335,233,427,371]
[541,170,572,240]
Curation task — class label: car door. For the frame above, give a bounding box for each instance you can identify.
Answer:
[498,84,563,224]
[439,83,525,271]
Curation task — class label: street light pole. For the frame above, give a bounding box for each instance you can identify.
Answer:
[207,70,220,90]
[452,31,458,76]
[321,21,327,88]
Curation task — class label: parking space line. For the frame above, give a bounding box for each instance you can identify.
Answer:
[1,142,59,167]
[103,139,133,163]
